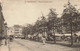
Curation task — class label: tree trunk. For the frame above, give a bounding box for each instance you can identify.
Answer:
[71,19,73,46]
[53,26,56,43]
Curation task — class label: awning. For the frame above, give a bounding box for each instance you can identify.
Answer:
[52,34,63,36]
[63,34,71,36]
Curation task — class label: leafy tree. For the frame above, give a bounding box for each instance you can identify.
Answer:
[61,1,80,46]
[22,24,34,38]
[55,18,62,34]
[47,8,57,43]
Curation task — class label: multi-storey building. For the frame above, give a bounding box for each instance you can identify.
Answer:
[0,3,5,45]
[0,3,5,38]
[13,25,23,38]
[7,27,14,36]
[7,25,23,38]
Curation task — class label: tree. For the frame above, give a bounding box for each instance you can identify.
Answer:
[47,8,57,43]
[55,18,62,34]
[62,1,80,46]
[22,24,34,38]
[34,18,43,33]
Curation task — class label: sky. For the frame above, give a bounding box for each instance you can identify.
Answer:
[1,0,80,27]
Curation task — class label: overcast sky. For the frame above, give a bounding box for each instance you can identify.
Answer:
[1,0,80,27]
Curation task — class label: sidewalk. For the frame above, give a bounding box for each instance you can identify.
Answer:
[0,45,9,51]
[0,39,9,51]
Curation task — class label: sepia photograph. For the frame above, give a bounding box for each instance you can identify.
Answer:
[0,0,80,51]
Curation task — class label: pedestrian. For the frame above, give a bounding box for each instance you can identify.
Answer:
[0,36,2,46]
[9,35,13,42]
[5,37,8,45]
[42,36,46,45]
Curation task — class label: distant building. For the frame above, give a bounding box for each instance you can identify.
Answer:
[7,27,14,36]
[7,25,23,38]
[13,25,23,38]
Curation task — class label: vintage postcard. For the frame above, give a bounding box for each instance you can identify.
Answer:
[0,0,80,51]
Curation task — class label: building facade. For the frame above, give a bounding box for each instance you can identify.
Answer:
[7,27,14,36]
[7,25,23,38]
[0,3,5,38]
[0,3,5,45]
[13,25,23,38]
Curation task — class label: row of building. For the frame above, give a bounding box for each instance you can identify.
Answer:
[0,3,23,39]
[0,2,8,46]
[7,25,23,38]
[0,3,7,39]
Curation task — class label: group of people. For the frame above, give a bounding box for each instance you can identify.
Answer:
[0,35,14,46]
[27,33,46,45]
